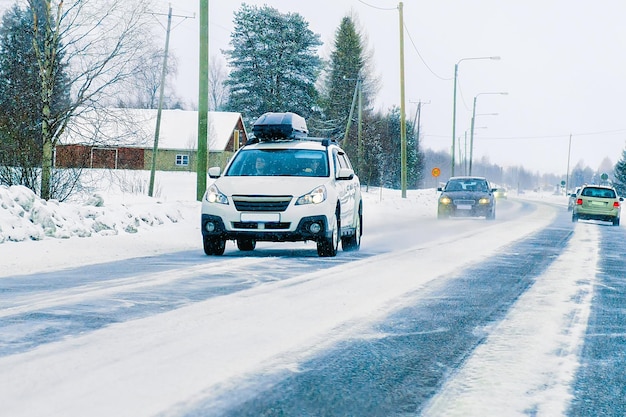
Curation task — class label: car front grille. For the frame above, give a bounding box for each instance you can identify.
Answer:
[453,199,476,205]
[232,222,291,229]
[232,195,292,212]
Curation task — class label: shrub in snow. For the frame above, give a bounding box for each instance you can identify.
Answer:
[30,203,58,237]
[85,194,104,207]
[11,185,37,212]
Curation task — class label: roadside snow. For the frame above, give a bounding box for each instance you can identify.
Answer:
[2,171,590,417]
[0,184,186,242]
[0,171,446,277]
[422,224,598,416]
[0,191,564,417]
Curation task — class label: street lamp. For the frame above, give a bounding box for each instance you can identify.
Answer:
[451,56,500,177]
[462,126,487,174]
[469,92,507,175]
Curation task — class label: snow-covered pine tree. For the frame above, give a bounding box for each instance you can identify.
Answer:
[224,4,322,127]
[613,148,626,196]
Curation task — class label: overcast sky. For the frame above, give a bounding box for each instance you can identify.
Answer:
[4,0,618,177]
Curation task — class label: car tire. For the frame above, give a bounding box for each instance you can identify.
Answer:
[486,209,496,220]
[341,209,361,251]
[437,210,449,219]
[236,238,256,251]
[317,212,339,257]
[572,213,578,222]
[613,217,620,226]
[203,236,226,255]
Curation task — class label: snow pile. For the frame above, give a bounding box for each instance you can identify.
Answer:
[0,184,185,244]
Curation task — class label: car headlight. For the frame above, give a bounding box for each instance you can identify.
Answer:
[439,196,452,205]
[296,185,327,205]
[204,184,229,205]
[478,198,491,205]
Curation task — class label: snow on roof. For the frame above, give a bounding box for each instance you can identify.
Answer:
[60,108,246,152]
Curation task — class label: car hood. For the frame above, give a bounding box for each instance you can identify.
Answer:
[213,176,331,196]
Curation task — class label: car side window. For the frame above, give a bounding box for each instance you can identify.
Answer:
[333,149,351,174]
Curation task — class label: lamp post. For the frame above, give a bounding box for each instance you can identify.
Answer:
[463,126,487,174]
[451,56,500,177]
[469,92,507,175]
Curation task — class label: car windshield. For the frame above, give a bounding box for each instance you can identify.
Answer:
[225,149,329,177]
[581,187,616,198]
[445,179,488,192]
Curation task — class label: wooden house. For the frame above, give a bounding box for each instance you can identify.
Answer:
[55,108,248,171]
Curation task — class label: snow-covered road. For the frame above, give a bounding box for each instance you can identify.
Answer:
[0,199,569,415]
[2,187,625,416]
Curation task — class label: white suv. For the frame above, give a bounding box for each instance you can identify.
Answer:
[201,112,362,257]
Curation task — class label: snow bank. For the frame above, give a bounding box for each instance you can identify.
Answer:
[0,184,185,244]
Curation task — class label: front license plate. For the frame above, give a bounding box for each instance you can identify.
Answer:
[240,213,280,222]
[457,204,472,210]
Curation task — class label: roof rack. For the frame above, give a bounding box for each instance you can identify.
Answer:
[252,112,308,141]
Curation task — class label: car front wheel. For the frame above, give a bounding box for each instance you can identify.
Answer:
[203,236,226,255]
[236,238,256,251]
[341,210,361,251]
[317,212,339,257]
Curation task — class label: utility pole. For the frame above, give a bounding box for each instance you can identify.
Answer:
[398,2,407,198]
[357,78,363,174]
[148,5,172,197]
[411,99,429,185]
[148,5,193,197]
[197,0,209,201]
[566,134,572,194]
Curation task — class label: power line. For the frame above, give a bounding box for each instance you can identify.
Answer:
[403,22,449,81]
[425,129,626,141]
[356,0,397,11]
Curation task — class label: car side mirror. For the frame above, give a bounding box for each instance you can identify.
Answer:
[437,187,443,192]
[336,167,354,180]
[491,188,497,193]
[208,166,221,178]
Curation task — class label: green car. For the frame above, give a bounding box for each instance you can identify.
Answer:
[493,188,507,199]
[572,185,623,226]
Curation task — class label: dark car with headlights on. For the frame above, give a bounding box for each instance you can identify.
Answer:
[437,176,496,220]
[572,185,622,225]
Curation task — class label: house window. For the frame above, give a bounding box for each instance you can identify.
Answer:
[176,154,189,166]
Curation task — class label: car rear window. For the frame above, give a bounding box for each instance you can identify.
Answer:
[581,187,616,198]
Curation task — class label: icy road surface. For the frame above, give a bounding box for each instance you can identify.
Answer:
[1,197,625,416]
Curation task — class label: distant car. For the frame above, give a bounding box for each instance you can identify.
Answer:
[572,185,622,226]
[201,112,362,257]
[437,176,496,220]
[567,187,581,211]
[493,188,507,199]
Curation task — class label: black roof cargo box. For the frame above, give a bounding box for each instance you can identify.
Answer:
[252,112,308,140]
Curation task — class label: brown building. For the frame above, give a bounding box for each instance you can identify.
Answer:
[56,108,248,171]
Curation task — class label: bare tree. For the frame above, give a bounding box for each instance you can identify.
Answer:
[208,54,228,111]
[28,0,157,199]
[113,47,180,109]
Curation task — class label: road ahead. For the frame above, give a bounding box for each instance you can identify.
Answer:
[1,198,625,416]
